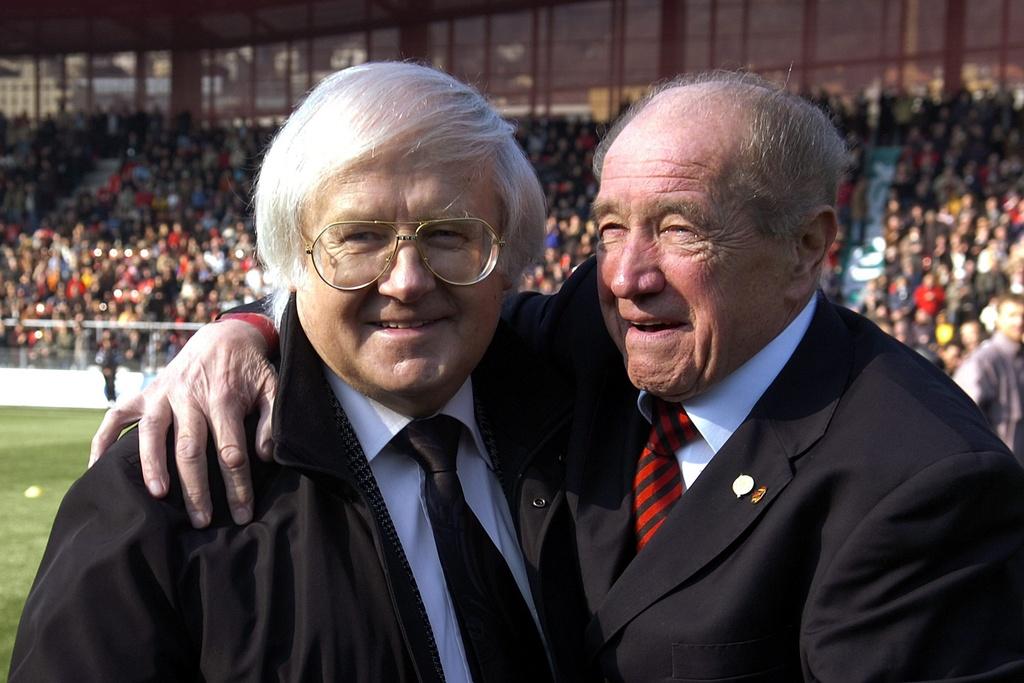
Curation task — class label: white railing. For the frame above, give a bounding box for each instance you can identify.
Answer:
[0,318,205,372]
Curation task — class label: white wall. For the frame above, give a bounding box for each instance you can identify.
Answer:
[0,367,150,409]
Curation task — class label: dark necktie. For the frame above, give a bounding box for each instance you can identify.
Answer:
[398,415,552,683]
[634,399,698,551]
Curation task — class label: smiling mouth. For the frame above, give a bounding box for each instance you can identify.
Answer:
[374,320,437,329]
[630,322,681,332]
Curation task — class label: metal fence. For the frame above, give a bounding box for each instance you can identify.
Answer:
[0,318,204,372]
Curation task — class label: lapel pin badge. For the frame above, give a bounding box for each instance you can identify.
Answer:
[732,474,754,498]
[750,486,767,504]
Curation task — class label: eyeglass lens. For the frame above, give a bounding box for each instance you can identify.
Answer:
[311,219,497,289]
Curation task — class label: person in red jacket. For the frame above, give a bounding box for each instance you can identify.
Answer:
[913,271,946,318]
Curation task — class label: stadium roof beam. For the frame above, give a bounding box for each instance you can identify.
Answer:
[0,0,1001,122]
[1,0,594,57]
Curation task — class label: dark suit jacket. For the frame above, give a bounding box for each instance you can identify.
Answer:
[11,297,586,682]
[506,258,1024,682]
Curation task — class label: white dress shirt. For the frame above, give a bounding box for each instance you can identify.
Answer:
[324,370,542,683]
[639,295,818,487]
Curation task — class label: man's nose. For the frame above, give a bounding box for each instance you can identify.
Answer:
[602,234,665,299]
[377,241,436,301]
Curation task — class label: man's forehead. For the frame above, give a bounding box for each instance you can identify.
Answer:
[595,146,721,217]
[314,168,486,218]
[599,151,719,184]
[604,114,738,182]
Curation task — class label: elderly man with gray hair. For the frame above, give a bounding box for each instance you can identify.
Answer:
[11,63,583,682]
[62,70,1024,681]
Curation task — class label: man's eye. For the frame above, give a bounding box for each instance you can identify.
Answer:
[422,230,469,250]
[344,231,386,243]
[598,224,627,245]
[659,224,697,245]
[327,229,391,254]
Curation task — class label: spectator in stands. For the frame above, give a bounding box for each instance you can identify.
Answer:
[0,111,273,368]
[960,318,986,355]
[912,271,945,317]
[94,331,119,405]
[5,78,1024,386]
[954,293,1024,465]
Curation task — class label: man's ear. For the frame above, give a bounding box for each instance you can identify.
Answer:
[794,206,838,282]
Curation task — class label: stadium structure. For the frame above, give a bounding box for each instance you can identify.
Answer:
[1,0,1022,409]
[4,5,1024,679]
[1,0,1021,121]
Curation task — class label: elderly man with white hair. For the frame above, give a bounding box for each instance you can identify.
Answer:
[10,63,584,683]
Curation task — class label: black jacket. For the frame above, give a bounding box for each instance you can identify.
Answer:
[506,258,1024,682]
[11,297,586,682]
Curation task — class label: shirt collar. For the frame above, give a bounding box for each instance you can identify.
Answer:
[638,295,818,453]
[324,368,488,465]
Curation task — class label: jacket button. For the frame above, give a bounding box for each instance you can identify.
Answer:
[531,497,548,509]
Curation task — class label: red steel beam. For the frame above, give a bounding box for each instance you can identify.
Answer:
[943,0,965,93]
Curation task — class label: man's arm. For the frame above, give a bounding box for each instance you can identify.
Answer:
[11,440,197,680]
[90,317,276,527]
[800,448,1024,681]
[90,259,606,528]
[503,257,613,371]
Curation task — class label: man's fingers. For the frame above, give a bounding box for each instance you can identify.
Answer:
[87,319,281,525]
[254,367,277,462]
[137,406,173,498]
[89,394,145,466]
[209,402,254,524]
[173,410,212,528]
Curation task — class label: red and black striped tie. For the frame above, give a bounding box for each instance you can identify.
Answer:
[634,399,698,551]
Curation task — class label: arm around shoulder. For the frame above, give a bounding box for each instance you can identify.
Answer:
[502,257,612,368]
[89,308,278,528]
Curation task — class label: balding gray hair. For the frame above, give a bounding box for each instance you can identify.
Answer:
[594,70,848,242]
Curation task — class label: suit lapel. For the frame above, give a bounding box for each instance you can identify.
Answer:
[570,370,648,613]
[584,413,794,654]
[583,296,854,658]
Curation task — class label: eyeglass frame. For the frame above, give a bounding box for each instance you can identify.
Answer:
[304,217,506,291]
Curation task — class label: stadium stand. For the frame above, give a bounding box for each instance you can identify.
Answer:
[2,87,1024,378]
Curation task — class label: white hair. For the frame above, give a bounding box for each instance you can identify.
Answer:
[255,61,546,321]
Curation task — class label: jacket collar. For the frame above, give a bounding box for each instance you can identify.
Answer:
[271,294,574,490]
[270,293,363,482]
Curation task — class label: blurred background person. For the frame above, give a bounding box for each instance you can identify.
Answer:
[955,293,1024,465]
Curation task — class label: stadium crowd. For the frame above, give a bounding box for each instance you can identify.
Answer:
[0,111,272,368]
[1,86,1024,376]
[837,88,1024,374]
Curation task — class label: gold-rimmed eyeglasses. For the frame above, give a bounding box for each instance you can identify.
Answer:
[305,218,505,291]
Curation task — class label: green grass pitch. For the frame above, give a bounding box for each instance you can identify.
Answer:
[0,407,104,681]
